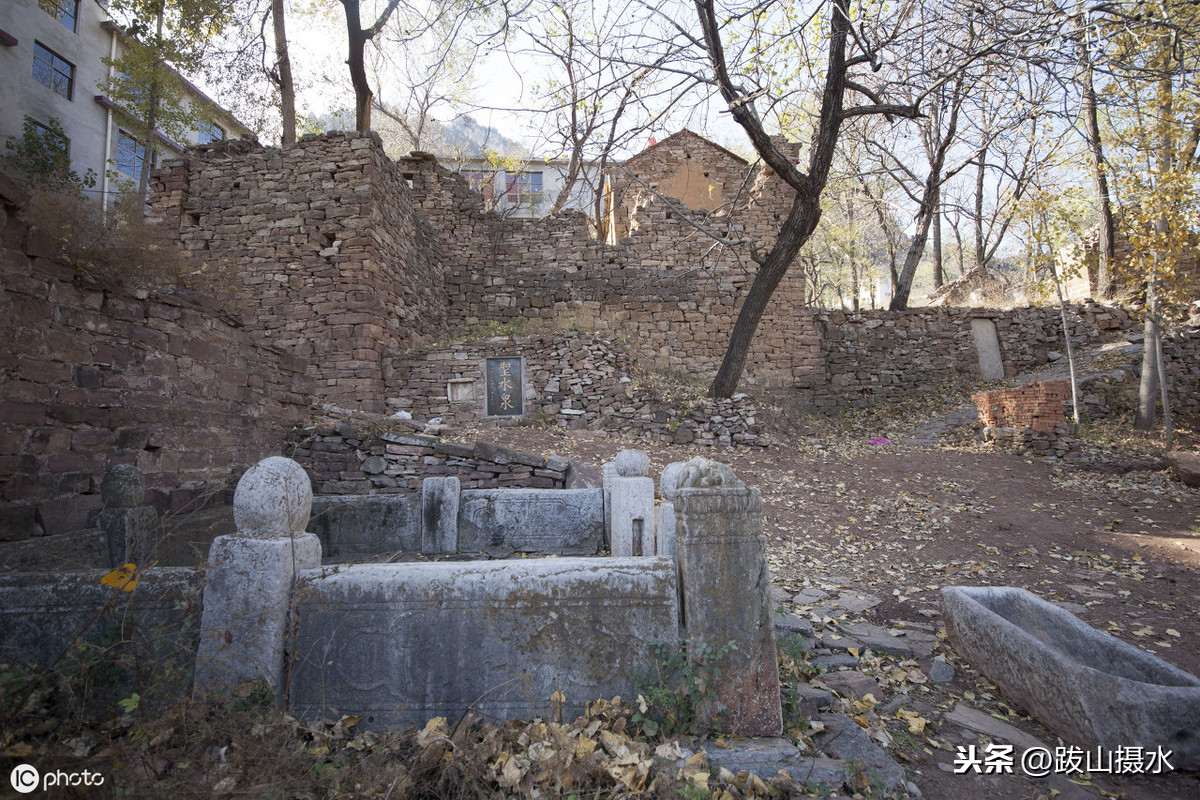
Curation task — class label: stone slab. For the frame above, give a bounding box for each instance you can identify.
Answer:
[942,585,1200,769]
[0,568,203,670]
[288,557,679,728]
[812,712,908,793]
[819,670,884,701]
[457,488,603,556]
[421,476,460,554]
[944,703,1047,753]
[609,476,655,557]
[701,738,849,791]
[676,482,782,736]
[309,494,422,561]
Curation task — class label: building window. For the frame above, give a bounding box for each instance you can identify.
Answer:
[116,130,145,179]
[460,170,495,202]
[32,42,74,99]
[39,0,79,32]
[196,121,225,144]
[505,171,543,207]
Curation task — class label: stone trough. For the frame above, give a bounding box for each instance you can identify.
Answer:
[942,585,1200,769]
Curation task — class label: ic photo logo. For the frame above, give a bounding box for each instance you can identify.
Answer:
[10,764,39,794]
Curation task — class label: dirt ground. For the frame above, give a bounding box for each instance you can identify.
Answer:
[454,405,1200,800]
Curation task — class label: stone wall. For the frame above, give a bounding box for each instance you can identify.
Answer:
[150,133,443,413]
[0,175,311,542]
[385,331,769,446]
[801,303,1131,412]
[287,420,573,495]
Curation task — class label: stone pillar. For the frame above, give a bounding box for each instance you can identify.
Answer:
[421,476,460,554]
[194,456,322,701]
[608,450,655,557]
[657,461,688,559]
[675,457,782,737]
[99,464,159,567]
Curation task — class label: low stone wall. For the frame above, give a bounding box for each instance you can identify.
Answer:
[288,420,573,494]
[1163,326,1200,418]
[386,331,769,446]
[973,380,1078,457]
[800,303,1131,413]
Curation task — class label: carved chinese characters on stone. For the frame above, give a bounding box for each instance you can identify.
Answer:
[485,357,523,417]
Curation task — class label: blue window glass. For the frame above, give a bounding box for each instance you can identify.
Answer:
[39,0,78,32]
[32,42,74,99]
[196,122,225,144]
[116,130,144,179]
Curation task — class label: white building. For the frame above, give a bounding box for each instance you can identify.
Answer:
[0,0,252,206]
[449,157,603,219]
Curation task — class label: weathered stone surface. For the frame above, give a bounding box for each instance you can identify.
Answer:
[101,464,146,508]
[609,476,655,557]
[656,501,676,558]
[928,658,956,683]
[942,585,1200,769]
[457,488,603,556]
[820,670,884,701]
[421,476,460,554]
[289,557,678,728]
[677,456,741,489]
[1166,451,1200,487]
[614,448,650,477]
[0,568,202,670]
[232,456,313,539]
[194,532,323,697]
[564,459,601,488]
[773,612,814,636]
[701,738,849,790]
[944,703,1046,753]
[659,461,686,501]
[308,494,421,561]
[840,621,913,657]
[100,506,159,567]
[676,464,782,737]
[812,713,908,793]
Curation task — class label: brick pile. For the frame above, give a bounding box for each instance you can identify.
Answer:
[973,380,1079,457]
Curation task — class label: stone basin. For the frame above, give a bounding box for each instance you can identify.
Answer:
[941,585,1200,770]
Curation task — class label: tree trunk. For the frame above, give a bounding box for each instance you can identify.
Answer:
[136,5,165,208]
[974,144,987,270]
[1135,280,1161,430]
[342,0,372,131]
[1074,4,1116,298]
[710,195,822,397]
[932,185,943,289]
[272,0,296,145]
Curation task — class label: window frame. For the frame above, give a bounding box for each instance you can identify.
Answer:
[39,0,79,32]
[196,121,225,145]
[32,41,75,100]
[115,129,145,180]
[504,170,543,207]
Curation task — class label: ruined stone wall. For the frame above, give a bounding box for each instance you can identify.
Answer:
[799,303,1131,413]
[397,151,814,389]
[385,331,768,446]
[288,421,571,494]
[0,176,311,542]
[150,132,443,413]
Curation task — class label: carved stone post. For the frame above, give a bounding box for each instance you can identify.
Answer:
[675,457,782,736]
[608,450,655,556]
[99,464,159,567]
[194,456,322,700]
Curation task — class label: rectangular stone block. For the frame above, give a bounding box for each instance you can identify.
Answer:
[289,557,679,727]
[456,488,603,556]
[421,476,460,554]
[308,494,421,561]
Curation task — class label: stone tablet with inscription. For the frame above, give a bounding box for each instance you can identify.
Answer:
[485,356,523,416]
[456,488,604,556]
[288,557,679,727]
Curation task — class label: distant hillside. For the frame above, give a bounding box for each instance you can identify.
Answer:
[297,113,526,161]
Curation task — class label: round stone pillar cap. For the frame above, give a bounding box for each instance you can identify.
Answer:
[233,456,313,538]
[101,463,146,508]
[614,449,651,477]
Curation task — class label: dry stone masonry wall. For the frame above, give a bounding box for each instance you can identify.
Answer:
[0,175,311,543]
